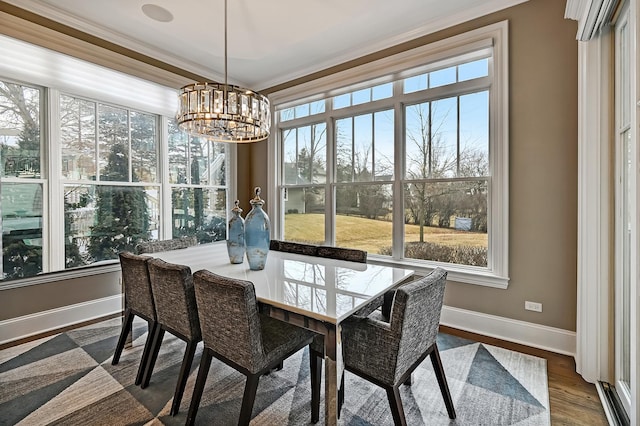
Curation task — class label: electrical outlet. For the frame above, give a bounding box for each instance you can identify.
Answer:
[525,301,542,312]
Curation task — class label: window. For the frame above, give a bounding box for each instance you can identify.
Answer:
[168,120,227,243]
[60,94,161,265]
[0,35,231,284]
[270,23,508,287]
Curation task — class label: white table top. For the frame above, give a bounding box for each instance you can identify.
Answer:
[153,242,414,324]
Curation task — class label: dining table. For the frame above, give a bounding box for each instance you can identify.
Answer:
[152,241,414,426]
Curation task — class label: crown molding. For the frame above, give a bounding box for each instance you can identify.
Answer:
[0,0,225,84]
[3,0,528,90]
[564,0,620,40]
[259,0,527,90]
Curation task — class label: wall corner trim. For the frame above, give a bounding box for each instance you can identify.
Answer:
[0,294,123,346]
[440,305,577,357]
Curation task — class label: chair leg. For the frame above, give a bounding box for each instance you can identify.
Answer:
[264,360,283,376]
[170,339,198,416]
[141,326,165,389]
[186,348,213,426]
[135,320,157,385]
[338,372,345,419]
[403,374,412,386]
[310,349,322,423]
[112,309,134,365]
[124,313,134,349]
[385,385,407,426]
[238,373,261,426]
[430,345,456,419]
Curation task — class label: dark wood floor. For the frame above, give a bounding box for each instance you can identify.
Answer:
[440,325,609,425]
[1,318,609,425]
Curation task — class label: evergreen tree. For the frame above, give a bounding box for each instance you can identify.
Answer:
[87,143,149,261]
[2,240,42,279]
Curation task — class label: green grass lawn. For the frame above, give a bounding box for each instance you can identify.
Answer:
[283,213,487,254]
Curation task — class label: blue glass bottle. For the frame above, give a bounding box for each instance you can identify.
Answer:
[244,187,270,270]
[226,200,245,264]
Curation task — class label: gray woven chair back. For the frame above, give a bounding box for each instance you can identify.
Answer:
[147,258,201,341]
[136,236,197,254]
[193,270,265,372]
[390,267,447,384]
[269,239,318,256]
[317,245,367,263]
[119,251,155,320]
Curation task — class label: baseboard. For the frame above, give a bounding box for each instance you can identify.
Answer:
[440,305,576,356]
[0,297,576,356]
[0,294,123,346]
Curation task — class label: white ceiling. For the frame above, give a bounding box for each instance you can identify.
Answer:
[7,0,527,90]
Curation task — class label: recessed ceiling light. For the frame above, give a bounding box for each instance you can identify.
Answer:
[141,4,173,23]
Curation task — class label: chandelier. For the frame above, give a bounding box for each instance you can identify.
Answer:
[176,0,270,143]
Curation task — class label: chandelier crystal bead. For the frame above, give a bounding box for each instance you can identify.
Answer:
[177,83,270,143]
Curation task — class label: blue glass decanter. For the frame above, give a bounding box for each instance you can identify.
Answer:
[226,200,245,264]
[244,187,271,270]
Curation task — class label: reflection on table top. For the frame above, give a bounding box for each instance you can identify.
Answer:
[152,242,414,323]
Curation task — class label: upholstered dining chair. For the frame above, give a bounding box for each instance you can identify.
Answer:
[135,235,197,254]
[317,245,367,263]
[118,237,195,366]
[141,258,202,416]
[269,239,319,256]
[274,242,368,419]
[269,239,368,264]
[111,252,156,386]
[187,269,322,426]
[339,267,456,425]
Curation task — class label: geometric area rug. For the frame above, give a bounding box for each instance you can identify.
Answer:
[0,317,550,425]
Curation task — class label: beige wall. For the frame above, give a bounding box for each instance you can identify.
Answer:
[0,0,579,332]
[244,0,580,331]
[0,272,120,321]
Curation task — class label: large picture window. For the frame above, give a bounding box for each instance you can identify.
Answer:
[270,23,508,287]
[0,36,231,284]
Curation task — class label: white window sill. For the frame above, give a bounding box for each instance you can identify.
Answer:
[0,254,509,290]
[367,255,509,289]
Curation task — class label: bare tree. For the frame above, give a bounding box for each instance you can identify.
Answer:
[405,99,488,240]
[0,82,40,175]
[283,124,326,185]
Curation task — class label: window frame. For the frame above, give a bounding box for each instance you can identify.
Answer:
[268,22,509,288]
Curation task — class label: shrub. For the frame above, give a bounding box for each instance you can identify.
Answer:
[378,241,487,266]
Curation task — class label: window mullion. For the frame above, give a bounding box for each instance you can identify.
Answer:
[127,112,132,182]
[95,103,100,181]
[371,113,376,178]
[428,101,432,177]
[457,95,461,176]
[48,88,63,273]
[392,85,405,259]
[326,116,335,246]
[160,116,172,240]
[351,117,355,182]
